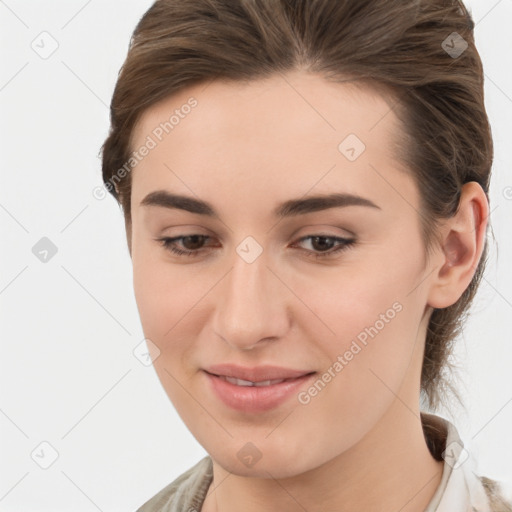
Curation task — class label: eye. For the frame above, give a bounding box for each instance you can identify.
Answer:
[293,235,356,260]
[156,235,213,257]
[155,234,356,260]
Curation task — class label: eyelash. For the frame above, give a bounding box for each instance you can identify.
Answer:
[155,234,356,260]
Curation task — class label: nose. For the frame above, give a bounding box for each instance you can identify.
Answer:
[211,248,291,351]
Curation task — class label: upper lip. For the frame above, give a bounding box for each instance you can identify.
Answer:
[204,364,315,382]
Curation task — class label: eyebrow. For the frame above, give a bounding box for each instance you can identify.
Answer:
[140,190,381,219]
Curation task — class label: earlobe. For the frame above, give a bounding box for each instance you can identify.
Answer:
[427,182,488,309]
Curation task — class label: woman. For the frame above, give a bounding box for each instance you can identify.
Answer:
[100,0,511,510]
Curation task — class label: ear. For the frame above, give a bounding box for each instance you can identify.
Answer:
[427,182,489,309]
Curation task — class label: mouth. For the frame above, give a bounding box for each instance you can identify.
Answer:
[203,363,315,382]
[203,365,317,412]
[205,372,314,387]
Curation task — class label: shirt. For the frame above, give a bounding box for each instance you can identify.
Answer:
[135,412,512,511]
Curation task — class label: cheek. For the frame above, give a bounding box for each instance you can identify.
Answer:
[131,244,216,382]
[132,238,198,324]
[291,241,425,399]
[293,288,418,448]
[297,280,413,385]
[132,250,168,339]
[132,254,203,404]
[292,256,415,347]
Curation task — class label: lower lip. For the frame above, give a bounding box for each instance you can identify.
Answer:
[203,371,316,413]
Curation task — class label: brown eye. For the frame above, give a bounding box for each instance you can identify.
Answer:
[294,235,356,260]
[156,235,212,257]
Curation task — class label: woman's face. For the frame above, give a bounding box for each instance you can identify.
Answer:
[129,71,437,477]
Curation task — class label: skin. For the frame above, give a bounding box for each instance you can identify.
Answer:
[126,70,488,512]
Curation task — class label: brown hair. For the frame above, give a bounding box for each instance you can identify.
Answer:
[100,0,493,411]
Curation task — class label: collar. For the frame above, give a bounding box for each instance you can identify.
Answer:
[421,412,491,512]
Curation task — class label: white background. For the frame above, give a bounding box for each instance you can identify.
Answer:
[0,0,511,510]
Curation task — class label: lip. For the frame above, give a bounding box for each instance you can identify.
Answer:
[203,365,316,413]
[204,363,314,382]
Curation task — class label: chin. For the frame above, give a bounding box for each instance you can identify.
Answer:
[206,438,322,480]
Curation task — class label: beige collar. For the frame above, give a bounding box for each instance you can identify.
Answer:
[422,412,491,511]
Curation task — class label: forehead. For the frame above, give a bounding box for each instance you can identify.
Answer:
[131,71,400,149]
[129,71,412,214]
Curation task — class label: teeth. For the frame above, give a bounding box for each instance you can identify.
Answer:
[254,379,285,387]
[223,376,286,387]
[225,377,254,386]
